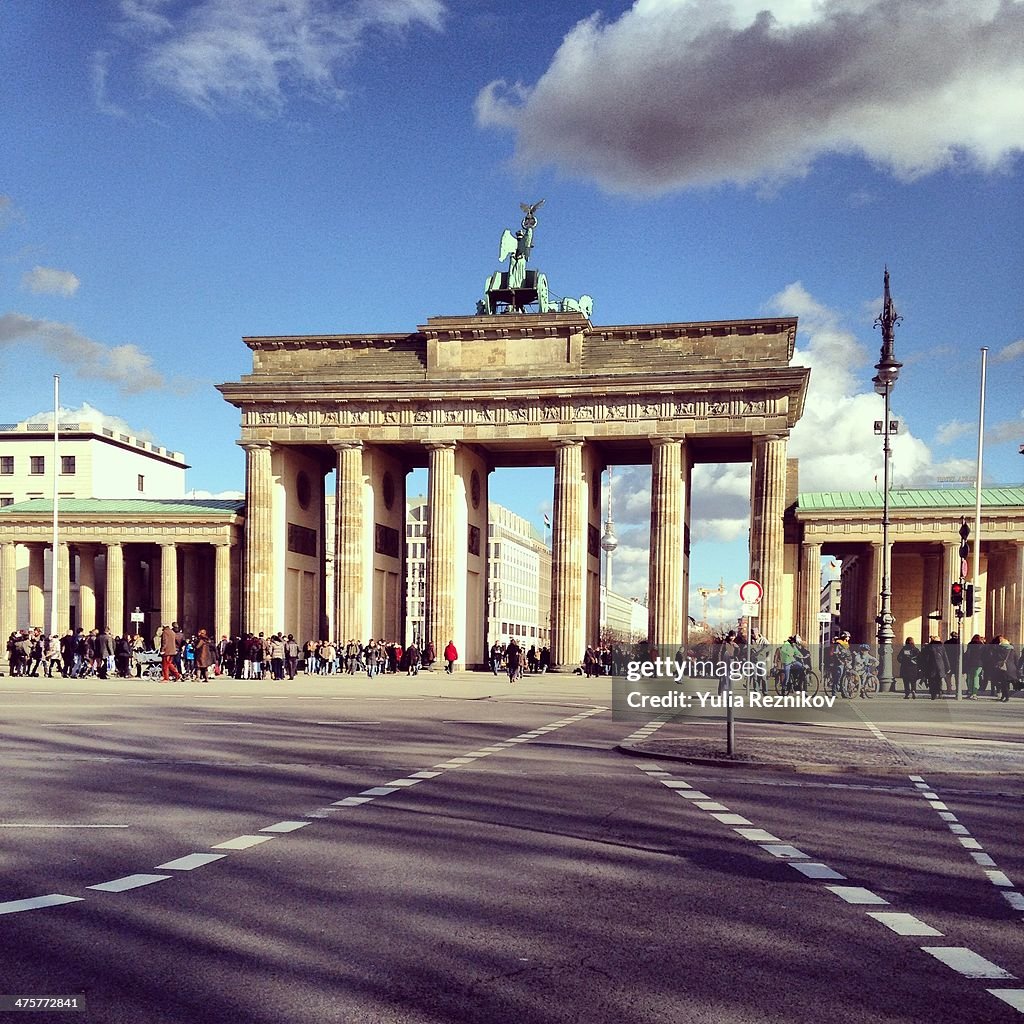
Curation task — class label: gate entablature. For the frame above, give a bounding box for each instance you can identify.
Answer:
[218,310,809,656]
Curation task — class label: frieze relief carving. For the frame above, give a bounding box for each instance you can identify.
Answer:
[244,392,780,431]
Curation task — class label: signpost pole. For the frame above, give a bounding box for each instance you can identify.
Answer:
[733,580,763,760]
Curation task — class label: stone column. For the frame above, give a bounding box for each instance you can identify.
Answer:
[424,441,457,658]
[27,544,46,628]
[333,441,365,644]
[160,542,178,627]
[1,542,17,647]
[551,439,585,670]
[55,542,70,634]
[214,542,232,641]
[1007,541,1024,646]
[105,542,124,635]
[648,437,685,650]
[240,441,274,635]
[800,540,822,643]
[182,546,199,633]
[750,434,788,641]
[78,545,97,632]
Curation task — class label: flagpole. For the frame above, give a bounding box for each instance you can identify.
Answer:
[49,375,60,639]
[970,348,987,640]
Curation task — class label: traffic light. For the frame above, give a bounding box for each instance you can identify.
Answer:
[950,582,964,607]
[965,584,974,617]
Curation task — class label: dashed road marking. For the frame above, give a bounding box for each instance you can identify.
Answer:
[911,773,1022,912]
[211,835,275,851]
[791,863,846,880]
[825,886,889,906]
[988,990,1024,1013]
[0,894,83,915]
[156,854,227,871]
[867,912,943,937]
[260,821,310,833]
[88,874,170,893]
[921,947,1016,980]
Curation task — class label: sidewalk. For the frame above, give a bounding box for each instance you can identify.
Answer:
[621,689,1024,775]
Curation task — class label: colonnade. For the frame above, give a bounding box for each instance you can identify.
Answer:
[819,539,1024,646]
[0,538,235,642]
[240,431,793,668]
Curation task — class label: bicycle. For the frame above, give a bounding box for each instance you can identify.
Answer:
[772,660,820,697]
[841,667,878,698]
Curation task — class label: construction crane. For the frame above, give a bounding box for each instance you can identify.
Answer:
[697,578,726,629]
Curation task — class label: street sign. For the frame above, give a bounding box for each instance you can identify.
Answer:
[818,612,831,623]
[741,603,760,617]
[130,607,144,623]
[738,579,763,604]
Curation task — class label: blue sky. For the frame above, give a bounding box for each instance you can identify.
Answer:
[2,0,1022,615]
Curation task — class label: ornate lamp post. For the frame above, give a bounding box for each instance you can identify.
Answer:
[871,268,902,691]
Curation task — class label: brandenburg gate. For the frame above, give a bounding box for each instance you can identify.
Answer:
[218,206,809,668]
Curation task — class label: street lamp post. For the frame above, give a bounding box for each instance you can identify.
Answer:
[872,268,902,692]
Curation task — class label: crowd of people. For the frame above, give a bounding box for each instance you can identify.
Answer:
[4,625,146,679]
[896,632,1021,701]
[5,622,1023,702]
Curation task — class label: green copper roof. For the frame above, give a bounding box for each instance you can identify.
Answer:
[798,487,1024,511]
[0,498,244,516]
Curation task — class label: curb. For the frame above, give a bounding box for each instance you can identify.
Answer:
[615,742,1024,777]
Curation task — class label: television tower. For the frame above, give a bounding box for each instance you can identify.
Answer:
[600,468,618,592]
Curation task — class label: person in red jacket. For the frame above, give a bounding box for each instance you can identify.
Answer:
[444,640,458,674]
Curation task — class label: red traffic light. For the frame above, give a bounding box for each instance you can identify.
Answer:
[950,582,964,607]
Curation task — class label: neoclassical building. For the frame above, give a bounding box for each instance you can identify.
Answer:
[0,497,243,641]
[217,311,810,666]
[791,486,1024,646]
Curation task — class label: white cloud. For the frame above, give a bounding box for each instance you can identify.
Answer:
[22,402,155,443]
[0,313,165,394]
[113,0,446,114]
[994,338,1024,363]
[91,51,127,118]
[189,488,244,499]
[476,0,1024,195]
[21,266,81,297]
[987,418,1024,444]
[935,419,973,446]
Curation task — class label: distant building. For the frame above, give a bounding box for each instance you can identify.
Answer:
[600,586,647,643]
[0,414,187,506]
[0,415,211,641]
[792,487,1024,645]
[485,501,552,651]
[819,578,841,643]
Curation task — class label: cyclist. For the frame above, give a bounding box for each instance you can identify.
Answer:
[779,635,802,694]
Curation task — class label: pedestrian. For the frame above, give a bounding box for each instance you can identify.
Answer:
[992,636,1019,703]
[944,632,961,695]
[963,634,985,699]
[195,629,216,681]
[269,633,285,680]
[284,634,299,679]
[507,640,522,683]
[160,624,182,681]
[406,641,421,676]
[444,639,458,674]
[896,637,920,699]
[921,636,949,700]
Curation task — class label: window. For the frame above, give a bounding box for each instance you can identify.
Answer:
[137,474,145,493]
[0,456,12,475]
[30,456,45,475]
[0,497,12,507]
[61,455,76,475]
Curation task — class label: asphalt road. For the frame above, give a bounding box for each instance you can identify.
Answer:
[0,671,1021,1023]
